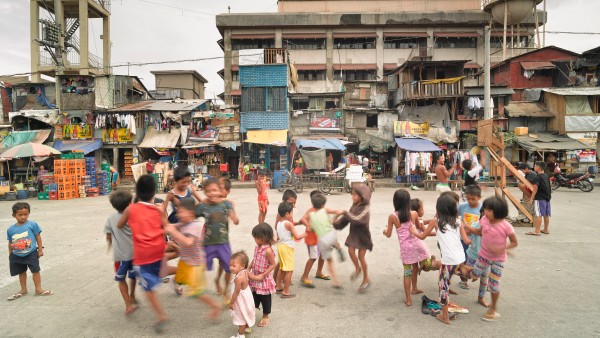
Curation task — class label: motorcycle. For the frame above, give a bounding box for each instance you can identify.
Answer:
[550,170,595,192]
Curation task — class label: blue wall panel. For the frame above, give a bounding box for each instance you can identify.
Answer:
[239,64,288,88]
[240,111,289,132]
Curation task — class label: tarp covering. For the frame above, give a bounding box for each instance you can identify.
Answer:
[398,103,450,128]
[356,130,395,153]
[565,116,600,132]
[138,126,181,149]
[566,96,593,115]
[505,102,554,117]
[299,148,326,169]
[516,132,590,152]
[420,76,465,85]
[9,109,60,125]
[395,138,441,152]
[245,130,287,146]
[52,139,103,154]
[1,129,52,149]
[295,138,345,151]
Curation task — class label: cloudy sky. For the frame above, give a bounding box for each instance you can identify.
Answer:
[1,0,598,99]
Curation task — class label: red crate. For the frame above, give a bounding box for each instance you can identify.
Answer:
[49,191,57,200]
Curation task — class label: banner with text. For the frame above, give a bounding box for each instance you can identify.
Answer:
[394,121,430,136]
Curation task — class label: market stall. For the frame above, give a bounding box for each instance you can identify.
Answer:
[394,137,442,184]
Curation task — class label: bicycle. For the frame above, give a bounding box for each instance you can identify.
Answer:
[277,171,303,193]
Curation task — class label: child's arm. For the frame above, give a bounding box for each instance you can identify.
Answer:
[164,224,194,247]
[287,221,306,240]
[228,277,242,310]
[383,214,396,238]
[106,233,112,253]
[7,241,12,255]
[189,185,203,203]
[506,233,518,251]
[459,223,471,245]
[463,221,482,236]
[227,202,240,225]
[116,208,130,229]
[250,247,276,281]
[411,219,437,240]
[325,207,343,215]
[35,233,44,257]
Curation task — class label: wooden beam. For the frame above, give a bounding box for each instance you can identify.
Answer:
[486,147,534,191]
[503,187,533,223]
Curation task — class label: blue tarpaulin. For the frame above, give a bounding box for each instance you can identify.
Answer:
[394,138,441,152]
[295,138,345,151]
[52,139,102,154]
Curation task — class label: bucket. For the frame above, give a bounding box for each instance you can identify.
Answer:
[28,189,38,198]
[5,192,16,201]
[16,190,28,200]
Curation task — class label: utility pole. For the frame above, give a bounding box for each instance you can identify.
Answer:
[484,26,492,120]
[54,0,65,110]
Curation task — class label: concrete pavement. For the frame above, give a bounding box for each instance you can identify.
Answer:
[0,186,599,337]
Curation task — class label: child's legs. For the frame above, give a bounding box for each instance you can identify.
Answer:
[18,272,28,292]
[31,272,44,293]
[316,257,325,276]
[410,263,419,292]
[301,258,316,281]
[358,249,368,283]
[145,290,167,321]
[215,244,232,293]
[238,324,248,335]
[129,278,137,300]
[487,261,504,312]
[403,264,413,304]
[136,262,167,321]
[118,280,133,308]
[347,246,360,273]
[283,271,293,294]
[325,258,338,285]
[438,265,457,306]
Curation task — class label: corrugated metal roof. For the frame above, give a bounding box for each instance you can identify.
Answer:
[108,99,209,112]
[383,32,428,38]
[465,87,514,96]
[333,64,377,71]
[520,61,556,70]
[505,102,554,117]
[516,132,590,152]
[138,127,181,149]
[433,32,480,38]
[543,87,600,96]
[295,64,327,71]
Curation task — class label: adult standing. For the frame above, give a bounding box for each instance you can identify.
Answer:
[326,152,334,172]
[36,165,48,192]
[526,162,552,236]
[110,166,120,190]
[145,159,154,174]
[434,154,456,193]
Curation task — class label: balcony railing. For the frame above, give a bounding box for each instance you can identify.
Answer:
[92,0,111,12]
[395,78,464,102]
[408,47,433,61]
[264,48,287,64]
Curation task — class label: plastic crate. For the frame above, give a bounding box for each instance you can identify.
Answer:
[49,191,57,200]
[48,183,58,191]
[37,192,49,200]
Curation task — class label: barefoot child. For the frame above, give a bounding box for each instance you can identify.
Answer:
[248,223,277,327]
[384,190,438,306]
[214,177,237,295]
[228,252,256,338]
[333,186,373,293]
[411,194,471,324]
[463,196,517,322]
[457,185,482,290]
[6,202,52,301]
[164,198,221,319]
[163,166,203,223]
[273,190,300,288]
[256,170,269,224]
[463,219,490,308]
[118,175,168,332]
[104,190,137,315]
[299,190,327,287]
[275,202,306,298]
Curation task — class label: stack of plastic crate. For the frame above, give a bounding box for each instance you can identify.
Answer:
[97,170,110,196]
[85,157,97,188]
[74,159,85,198]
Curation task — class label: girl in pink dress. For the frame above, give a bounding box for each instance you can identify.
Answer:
[228,252,256,338]
[249,223,277,328]
[384,189,439,306]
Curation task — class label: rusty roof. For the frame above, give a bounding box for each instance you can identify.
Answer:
[520,61,556,70]
[107,99,210,112]
[505,102,554,118]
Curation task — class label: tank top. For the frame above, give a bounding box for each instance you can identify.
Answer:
[277,220,294,246]
[168,187,192,223]
[394,212,430,265]
[436,218,465,265]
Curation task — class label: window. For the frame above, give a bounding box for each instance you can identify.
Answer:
[334,38,376,49]
[434,37,477,48]
[291,97,309,110]
[325,99,338,109]
[241,87,265,112]
[297,70,326,81]
[366,114,378,128]
[283,38,326,50]
[232,39,275,50]
[334,70,377,81]
[268,87,287,111]
[383,37,426,49]
[309,97,325,110]
[490,36,531,48]
[231,71,239,82]
[232,95,241,106]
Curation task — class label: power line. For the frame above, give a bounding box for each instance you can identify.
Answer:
[124,0,217,16]
[545,31,600,35]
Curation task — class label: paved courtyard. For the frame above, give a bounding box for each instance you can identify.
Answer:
[0,185,599,337]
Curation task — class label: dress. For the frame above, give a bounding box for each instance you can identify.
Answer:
[248,245,276,295]
[393,212,430,264]
[333,185,373,251]
[230,270,256,327]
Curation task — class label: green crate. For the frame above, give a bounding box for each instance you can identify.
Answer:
[37,192,49,200]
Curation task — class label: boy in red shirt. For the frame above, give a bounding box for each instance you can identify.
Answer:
[118,175,168,333]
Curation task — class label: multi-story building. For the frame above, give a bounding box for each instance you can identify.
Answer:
[150,70,207,100]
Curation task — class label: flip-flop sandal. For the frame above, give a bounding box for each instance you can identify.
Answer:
[125,306,137,316]
[315,275,331,280]
[275,289,283,294]
[332,285,343,290]
[421,299,431,315]
[7,292,27,301]
[541,231,550,234]
[35,290,53,296]
[358,283,370,293]
[154,320,169,333]
[481,312,500,322]
[280,294,296,299]
[459,282,470,290]
[525,232,541,236]
[300,280,316,288]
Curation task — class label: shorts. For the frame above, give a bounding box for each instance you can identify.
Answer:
[534,200,551,217]
[277,244,295,272]
[306,245,319,260]
[9,251,40,276]
[253,292,272,315]
[472,256,504,294]
[174,260,207,298]
[135,260,162,292]
[317,231,337,260]
[403,257,433,278]
[205,243,232,272]
[114,260,137,281]
[465,255,477,268]
[436,183,452,193]
[258,199,269,213]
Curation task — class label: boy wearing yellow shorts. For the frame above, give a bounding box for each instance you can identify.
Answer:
[275,202,306,298]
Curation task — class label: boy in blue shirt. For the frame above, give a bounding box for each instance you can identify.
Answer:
[6,202,52,300]
[457,185,482,290]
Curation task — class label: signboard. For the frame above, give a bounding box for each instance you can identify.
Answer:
[54,124,93,140]
[566,149,597,163]
[102,128,134,144]
[567,132,598,147]
[394,121,430,136]
[153,148,171,156]
[186,146,215,155]
[310,117,340,131]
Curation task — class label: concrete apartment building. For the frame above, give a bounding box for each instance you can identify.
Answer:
[151,70,207,100]
[216,0,544,105]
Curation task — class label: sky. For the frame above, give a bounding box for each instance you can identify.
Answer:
[0,0,599,99]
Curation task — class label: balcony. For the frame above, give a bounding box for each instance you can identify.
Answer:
[264,48,287,64]
[394,78,464,102]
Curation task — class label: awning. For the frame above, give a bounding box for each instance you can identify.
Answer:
[516,132,590,152]
[230,34,275,40]
[464,63,481,69]
[182,142,214,149]
[520,61,556,71]
[138,126,181,149]
[230,89,241,96]
[434,32,480,38]
[295,64,327,71]
[356,131,394,153]
[383,63,399,70]
[295,138,346,151]
[491,30,533,37]
[383,32,428,38]
[333,33,377,38]
[333,64,377,71]
[9,109,60,125]
[1,129,52,149]
[52,139,102,154]
[505,102,554,117]
[245,130,287,146]
[395,137,441,152]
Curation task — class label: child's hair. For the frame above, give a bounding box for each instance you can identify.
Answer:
[393,189,412,223]
[309,189,320,198]
[278,201,293,217]
[177,197,196,212]
[12,202,30,215]
[252,223,275,245]
[231,251,249,268]
[436,195,459,233]
[173,166,191,182]
[464,185,482,198]
[462,159,473,171]
[109,190,133,213]
[258,169,267,176]
[410,198,423,212]
[311,193,326,209]
[203,177,220,189]
[282,189,297,201]
[136,175,156,202]
[482,196,509,220]
[219,177,232,191]
[440,191,460,203]
[517,162,529,170]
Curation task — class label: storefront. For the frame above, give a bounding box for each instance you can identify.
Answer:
[293,138,346,172]
[394,137,443,182]
[354,130,395,178]
[243,129,288,173]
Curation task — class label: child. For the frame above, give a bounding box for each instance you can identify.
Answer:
[196,178,239,295]
[457,185,482,290]
[275,202,306,298]
[228,251,256,338]
[411,194,471,325]
[6,202,52,301]
[384,190,438,306]
[248,223,277,327]
[463,196,518,322]
[104,190,137,315]
[117,175,168,333]
[463,218,490,308]
[214,177,235,294]
[256,170,269,224]
[299,190,327,287]
[163,198,221,319]
[333,186,373,293]
[308,193,344,288]
[272,189,297,285]
[164,166,203,223]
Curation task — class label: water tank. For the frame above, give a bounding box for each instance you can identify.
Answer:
[483,0,542,25]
